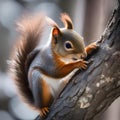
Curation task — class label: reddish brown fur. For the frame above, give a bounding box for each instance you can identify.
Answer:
[51,48,87,78]
[41,79,52,106]
[85,42,97,55]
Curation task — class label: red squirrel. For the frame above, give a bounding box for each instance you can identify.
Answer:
[9,13,97,118]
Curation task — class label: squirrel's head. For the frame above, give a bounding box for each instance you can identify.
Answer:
[47,13,87,62]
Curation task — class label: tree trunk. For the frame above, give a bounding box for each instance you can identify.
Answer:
[35,1,120,120]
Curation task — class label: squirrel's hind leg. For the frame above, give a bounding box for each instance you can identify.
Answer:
[29,69,52,117]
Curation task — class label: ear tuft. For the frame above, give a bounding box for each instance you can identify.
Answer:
[46,16,59,28]
[61,13,73,29]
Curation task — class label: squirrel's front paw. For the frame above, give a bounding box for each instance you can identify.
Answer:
[78,60,88,70]
[85,42,98,55]
[89,42,98,50]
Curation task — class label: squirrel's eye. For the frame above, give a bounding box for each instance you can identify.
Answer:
[64,41,74,50]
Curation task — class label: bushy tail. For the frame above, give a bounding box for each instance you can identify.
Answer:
[9,14,45,106]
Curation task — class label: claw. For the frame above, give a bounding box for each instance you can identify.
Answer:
[40,110,44,118]
[42,108,46,115]
[44,107,49,113]
[83,61,89,64]
[79,60,88,70]
[82,64,87,69]
[40,107,49,118]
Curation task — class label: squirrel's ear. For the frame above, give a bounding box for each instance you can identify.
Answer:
[46,16,61,44]
[52,27,61,37]
[52,27,61,44]
[61,13,73,29]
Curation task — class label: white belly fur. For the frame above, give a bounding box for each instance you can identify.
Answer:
[41,69,78,98]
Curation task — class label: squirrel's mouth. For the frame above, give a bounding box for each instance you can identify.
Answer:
[72,53,86,61]
[72,58,78,61]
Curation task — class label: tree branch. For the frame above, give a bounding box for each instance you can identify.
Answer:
[35,2,120,120]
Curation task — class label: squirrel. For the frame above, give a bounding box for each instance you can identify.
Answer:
[9,13,97,118]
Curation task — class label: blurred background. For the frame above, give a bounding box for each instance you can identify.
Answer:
[0,0,119,120]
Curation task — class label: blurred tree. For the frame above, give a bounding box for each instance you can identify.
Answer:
[83,0,116,44]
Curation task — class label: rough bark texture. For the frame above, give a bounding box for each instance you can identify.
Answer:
[35,1,120,120]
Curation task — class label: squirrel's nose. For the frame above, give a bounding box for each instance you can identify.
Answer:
[81,52,87,59]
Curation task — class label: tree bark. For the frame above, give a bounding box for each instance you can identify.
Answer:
[35,1,120,120]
